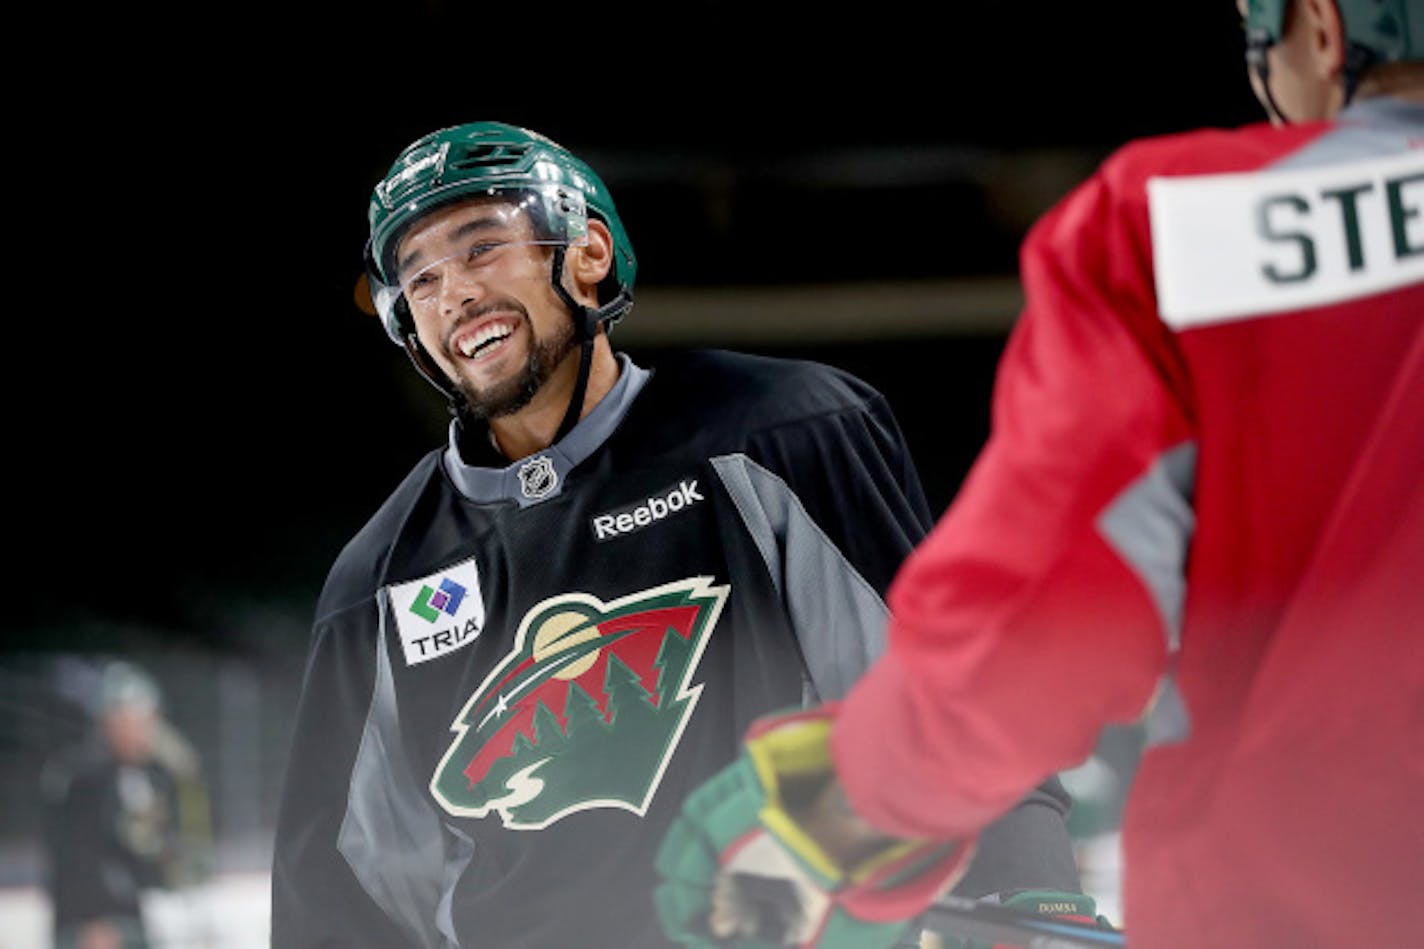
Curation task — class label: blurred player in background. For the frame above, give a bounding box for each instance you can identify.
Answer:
[656,1,1422,946]
[41,661,211,949]
[270,121,1095,948]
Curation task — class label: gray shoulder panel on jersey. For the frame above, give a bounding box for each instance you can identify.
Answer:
[1096,441,1197,649]
[1271,97,1424,171]
[1095,440,1197,747]
[443,353,651,507]
[710,453,888,702]
[1142,674,1192,749]
[337,587,466,949]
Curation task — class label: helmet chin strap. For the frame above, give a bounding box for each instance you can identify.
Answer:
[548,246,634,444]
[404,333,463,408]
[405,246,634,452]
[552,285,598,443]
[1247,30,1293,124]
[1247,30,1379,126]
[1340,41,1379,107]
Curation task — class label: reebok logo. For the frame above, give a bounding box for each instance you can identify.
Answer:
[592,480,703,541]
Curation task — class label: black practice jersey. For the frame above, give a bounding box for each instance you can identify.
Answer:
[271,350,1080,948]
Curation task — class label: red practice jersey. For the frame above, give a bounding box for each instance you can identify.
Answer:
[834,97,1423,947]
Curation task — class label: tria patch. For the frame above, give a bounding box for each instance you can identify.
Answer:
[389,558,486,666]
[430,577,729,830]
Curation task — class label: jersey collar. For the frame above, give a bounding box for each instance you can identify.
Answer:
[442,352,651,507]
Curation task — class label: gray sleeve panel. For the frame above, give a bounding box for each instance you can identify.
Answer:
[1095,441,1197,651]
[710,453,890,702]
[1095,441,1198,747]
[435,825,477,946]
[1142,674,1192,749]
[337,588,465,949]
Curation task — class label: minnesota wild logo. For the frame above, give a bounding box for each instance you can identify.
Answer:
[431,577,729,829]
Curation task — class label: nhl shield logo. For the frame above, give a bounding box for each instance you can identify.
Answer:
[518,455,558,500]
[431,577,729,830]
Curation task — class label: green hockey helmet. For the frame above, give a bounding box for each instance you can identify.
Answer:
[1245,0,1422,110]
[1245,0,1421,59]
[100,660,161,715]
[365,121,637,346]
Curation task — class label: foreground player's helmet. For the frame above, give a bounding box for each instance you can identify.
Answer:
[1246,0,1422,105]
[365,121,637,347]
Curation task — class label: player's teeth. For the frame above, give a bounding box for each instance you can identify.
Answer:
[459,324,512,357]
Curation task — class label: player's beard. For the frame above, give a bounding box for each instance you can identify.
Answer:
[452,307,577,421]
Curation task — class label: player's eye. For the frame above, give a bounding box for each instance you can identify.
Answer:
[466,240,506,263]
[404,270,439,303]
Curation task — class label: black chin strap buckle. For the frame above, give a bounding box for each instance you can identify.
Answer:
[1245,29,1291,125]
[1341,41,1379,106]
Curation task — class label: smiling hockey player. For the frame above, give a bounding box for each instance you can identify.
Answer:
[270,121,1097,948]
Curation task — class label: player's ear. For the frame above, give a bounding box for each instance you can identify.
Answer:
[570,219,614,298]
[1299,0,1347,79]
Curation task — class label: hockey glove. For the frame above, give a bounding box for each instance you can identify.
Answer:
[655,705,975,948]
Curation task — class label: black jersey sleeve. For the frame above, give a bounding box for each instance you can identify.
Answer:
[743,381,935,597]
[706,363,932,703]
[730,361,1085,904]
[270,610,418,949]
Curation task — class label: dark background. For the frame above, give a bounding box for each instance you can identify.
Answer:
[4,0,1262,898]
[14,2,1262,635]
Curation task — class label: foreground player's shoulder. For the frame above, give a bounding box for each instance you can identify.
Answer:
[315,449,445,621]
[636,348,884,437]
[1024,118,1335,263]
[1099,118,1333,194]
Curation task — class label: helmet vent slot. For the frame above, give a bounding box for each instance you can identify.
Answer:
[453,143,533,169]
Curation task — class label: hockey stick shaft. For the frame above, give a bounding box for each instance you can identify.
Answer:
[920,895,1125,948]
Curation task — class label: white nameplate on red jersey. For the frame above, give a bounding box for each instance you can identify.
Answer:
[390,558,486,665]
[1149,149,1423,329]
